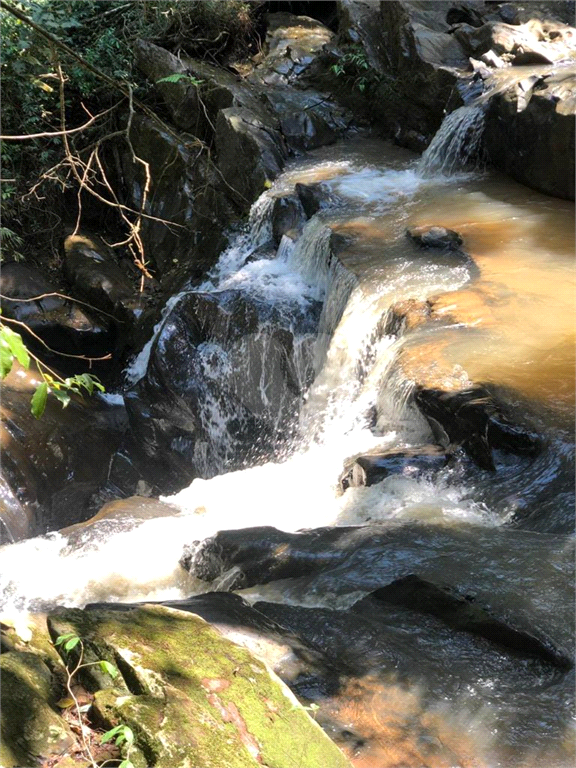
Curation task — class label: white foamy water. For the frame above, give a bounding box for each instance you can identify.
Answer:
[419,104,486,177]
[0,148,499,616]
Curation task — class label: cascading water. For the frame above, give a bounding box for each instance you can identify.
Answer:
[419,103,487,176]
[1,122,574,767]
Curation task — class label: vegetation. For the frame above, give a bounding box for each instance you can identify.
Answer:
[0,321,104,417]
[330,44,380,93]
[0,0,257,266]
[55,632,135,768]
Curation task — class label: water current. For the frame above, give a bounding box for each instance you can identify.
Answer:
[1,114,574,766]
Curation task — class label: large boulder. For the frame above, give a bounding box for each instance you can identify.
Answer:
[370,1,470,142]
[48,604,352,768]
[215,106,288,212]
[120,115,233,275]
[0,650,74,768]
[125,290,319,492]
[0,262,113,364]
[63,233,141,323]
[0,364,127,538]
[484,65,576,200]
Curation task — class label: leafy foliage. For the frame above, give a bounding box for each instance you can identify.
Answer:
[54,633,134,768]
[0,322,104,418]
[330,44,379,93]
[156,73,203,87]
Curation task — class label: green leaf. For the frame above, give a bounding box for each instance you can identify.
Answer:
[64,636,80,652]
[101,725,123,744]
[55,633,78,646]
[31,382,48,419]
[156,73,202,87]
[99,660,118,679]
[1,325,29,368]
[0,345,13,379]
[52,388,71,408]
[118,761,135,768]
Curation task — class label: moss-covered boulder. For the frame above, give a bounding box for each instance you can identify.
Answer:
[0,650,74,768]
[48,604,351,768]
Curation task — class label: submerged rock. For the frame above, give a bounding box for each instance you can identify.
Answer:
[406,225,464,250]
[414,386,542,471]
[355,574,572,669]
[48,604,351,768]
[340,445,448,491]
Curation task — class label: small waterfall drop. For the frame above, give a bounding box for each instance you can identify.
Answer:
[419,103,487,177]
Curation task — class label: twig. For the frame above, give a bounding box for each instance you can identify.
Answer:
[0,102,122,140]
[0,0,206,152]
[0,292,122,322]
[0,316,112,362]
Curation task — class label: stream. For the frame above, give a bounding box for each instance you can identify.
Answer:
[1,107,574,766]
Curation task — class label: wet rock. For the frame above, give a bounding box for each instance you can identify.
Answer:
[1,364,126,537]
[184,522,574,657]
[484,65,576,200]
[0,651,74,768]
[414,386,542,471]
[64,233,140,323]
[262,88,350,153]
[384,298,432,335]
[249,12,334,87]
[121,115,233,274]
[0,261,113,361]
[446,4,485,27]
[355,574,572,669]
[340,445,447,491]
[215,106,287,213]
[406,225,464,251]
[271,193,307,244]
[48,604,352,768]
[295,181,340,218]
[181,524,350,589]
[125,290,319,492]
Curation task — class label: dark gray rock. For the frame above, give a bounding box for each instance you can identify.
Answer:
[414,386,542,471]
[262,88,350,153]
[271,194,307,245]
[64,232,140,321]
[353,574,572,669]
[125,290,319,492]
[215,106,287,213]
[406,225,464,250]
[1,365,126,537]
[0,261,113,361]
[484,65,576,200]
[295,181,340,218]
[340,445,447,491]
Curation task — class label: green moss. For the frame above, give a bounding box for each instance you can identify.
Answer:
[51,604,351,768]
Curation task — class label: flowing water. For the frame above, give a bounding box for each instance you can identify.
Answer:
[1,126,574,766]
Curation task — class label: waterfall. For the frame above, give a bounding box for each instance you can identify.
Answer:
[419,104,487,177]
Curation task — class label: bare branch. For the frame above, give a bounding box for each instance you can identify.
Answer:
[0,292,122,322]
[0,102,122,140]
[1,316,112,363]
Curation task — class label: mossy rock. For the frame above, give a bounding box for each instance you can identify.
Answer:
[49,604,351,768]
[0,650,74,767]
